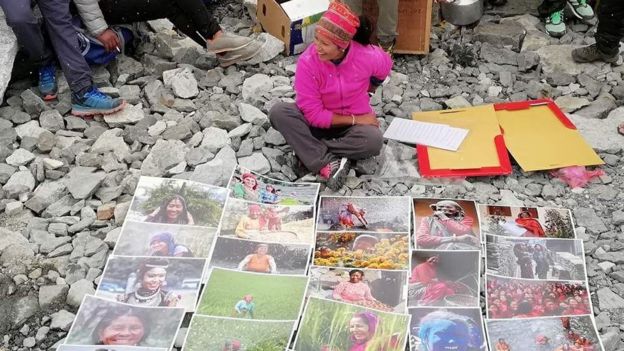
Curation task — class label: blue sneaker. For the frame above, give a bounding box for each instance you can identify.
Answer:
[71,86,126,117]
[38,64,58,101]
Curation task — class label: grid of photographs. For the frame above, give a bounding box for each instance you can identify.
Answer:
[480,204,604,351]
[183,166,319,351]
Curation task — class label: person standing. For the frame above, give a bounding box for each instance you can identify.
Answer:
[340,0,398,52]
[0,0,125,115]
[571,0,624,63]
[538,0,595,38]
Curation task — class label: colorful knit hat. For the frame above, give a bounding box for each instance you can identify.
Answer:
[316,1,360,49]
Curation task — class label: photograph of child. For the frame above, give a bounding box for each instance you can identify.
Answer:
[486,275,591,319]
[96,256,205,312]
[486,315,602,351]
[197,268,308,320]
[409,307,486,351]
[314,232,410,270]
[409,251,480,308]
[57,346,167,351]
[317,196,411,233]
[183,316,295,351]
[228,166,320,206]
[209,237,311,275]
[413,198,480,250]
[478,205,576,239]
[220,198,315,244]
[127,177,229,227]
[486,236,586,281]
[114,222,217,258]
[307,267,408,313]
[295,297,410,351]
[65,295,184,348]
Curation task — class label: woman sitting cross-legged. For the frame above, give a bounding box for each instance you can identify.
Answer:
[269,2,392,191]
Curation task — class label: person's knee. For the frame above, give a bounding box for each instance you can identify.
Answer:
[268,102,295,129]
[3,6,36,29]
[358,126,384,156]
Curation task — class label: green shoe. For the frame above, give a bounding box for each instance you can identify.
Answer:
[545,10,566,38]
[567,0,595,20]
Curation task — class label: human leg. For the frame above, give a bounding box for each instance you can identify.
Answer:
[341,0,363,15]
[322,125,384,161]
[571,0,624,62]
[538,0,567,37]
[376,0,398,48]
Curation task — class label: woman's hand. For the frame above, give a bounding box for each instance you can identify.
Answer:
[356,114,380,127]
[148,207,160,217]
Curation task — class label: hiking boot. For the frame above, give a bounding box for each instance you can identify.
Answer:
[71,86,126,117]
[545,10,566,38]
[38,64,58,101]
[319,157,349,191]
[571,43,620,63]
[378,39,396,55]
[567,0,594,20]
[207,31,254,54]
[217,38,263,67]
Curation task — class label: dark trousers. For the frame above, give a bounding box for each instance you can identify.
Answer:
[538,0,566,17]
[0,0,92,94]
[98,0,221,46]
[269,102,384,173]
[595,0,624,55]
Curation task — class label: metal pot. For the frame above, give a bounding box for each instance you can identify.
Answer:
[440,0,484,26]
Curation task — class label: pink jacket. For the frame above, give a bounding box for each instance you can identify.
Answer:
[294,41,393,129]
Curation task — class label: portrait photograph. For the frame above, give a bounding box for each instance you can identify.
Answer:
[183,315,295,351]
[197,268,308,320]
[478,205,576,239]
[408,307,486,351]
[114,221,217,258]
[219,198,315,244]
[96,256,206,312]
[486,275,591,319]
[486,235,586,281]
[413,198,480,250]
[127,176,229,227]
[486,315,603,351]
[209,237,311,275]
[409,250,480,308]
[314,232,410,270]
[307,266,408,313]
[65,295,185,348]
[228,165,320,206]
[57,345,167,351]
[317,196,411,233]
[294,297,410,351]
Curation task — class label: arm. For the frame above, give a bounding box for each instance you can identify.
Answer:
[235,218,250,238]
[73,0,109,36]
[237,255,251,270]
[415,218,443,248]
[440,217,475,235]
[363,285,376,301]
[368,45,393,81]
[268,256,277,273]
[332,282,346,300]
[234,301,243,313]
[186,212,195,225]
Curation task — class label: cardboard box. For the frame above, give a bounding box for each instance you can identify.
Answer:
[362,0,432,55]
[257,0,329,56]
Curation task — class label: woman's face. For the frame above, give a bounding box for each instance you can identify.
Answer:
[141,267,167,291]
[424,320,470,351]
[243,177,257,189]
[257,245,268,255]
[349,272,363,283]
[166,199,184,221]
[99,315,145,345]
[314,34,343,61]
[150,240,168,255]
[520,212,529,218]
[349,317,372,343]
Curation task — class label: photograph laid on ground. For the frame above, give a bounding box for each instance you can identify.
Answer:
[294,297,410,351]
[486,275,591,319]
[220,198,315,244]
[409,250,480,308]
[196,268,308,320]
[478,205,576,239]
[96,256,205,312]
[486,315,603,351]
[307,266,408,313]
[65,295,184,348]
[183,315,295,351]
[486,235,586,281]
[57,346,167,351]
[114,221,217,258]
[127,177,229,227]
[228,165,320,206]
[408,307,486,351]
[413,198,480,250]
[209,237,311,275]
[317,196,411,233]
[314,232,410,270]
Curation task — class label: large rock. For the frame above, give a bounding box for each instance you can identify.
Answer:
[573,207,608,234]
[575,95,617,119]
[190,146,237,187]
[38,284,69,310]
[6,148,35,166]
[90,128,131,161]
[163,67,199,99]
[66,279,95,307]
[0,9,18,105]
[242,74,273,102]
[554,95,590,113]
[63,167,107,199]
[4,170,35,196]
[536,45,596,75]
[39,110,65,132]
[103,103,145,127]
[238,153,271,174]
[200,127,230,153]
[50,310,75,331]
[14,120,46,140]
[20,89,47,117]
[238,103,268,125]
[141,139,188,176]
[0,228,28,253]
[479,43,518,66]
[568,108,624,152]
[25,180,67,213]
[474,21,526,52]
[597,287,624,311]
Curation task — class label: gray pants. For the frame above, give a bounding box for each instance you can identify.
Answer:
[343,0,399,44]
[269,102,384,173]
[0,0,92,94]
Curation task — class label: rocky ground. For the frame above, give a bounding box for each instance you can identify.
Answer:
[0,0,623,350]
